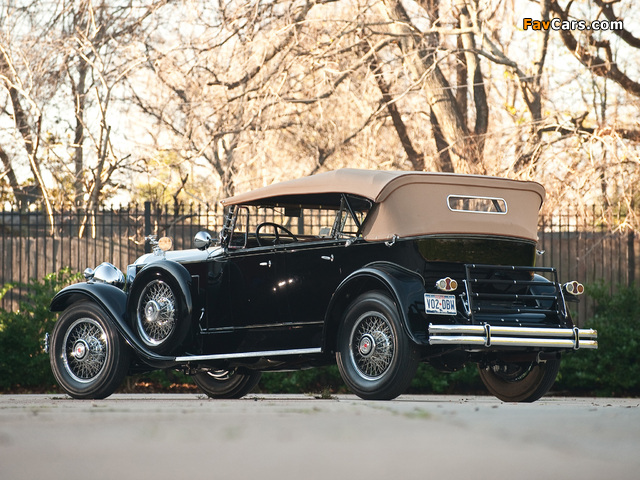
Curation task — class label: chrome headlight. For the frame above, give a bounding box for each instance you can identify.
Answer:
[85,262,126,289]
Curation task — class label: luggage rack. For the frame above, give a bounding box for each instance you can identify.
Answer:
[462,264,567,325]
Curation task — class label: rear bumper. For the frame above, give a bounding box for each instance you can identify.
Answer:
[428,324,598,350]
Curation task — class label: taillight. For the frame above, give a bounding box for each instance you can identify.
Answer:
[563,281,584,295]
[436,277,458,292]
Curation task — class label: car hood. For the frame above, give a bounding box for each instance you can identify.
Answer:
[133,246,224,266]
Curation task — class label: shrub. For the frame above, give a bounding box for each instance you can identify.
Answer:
[4,271,637,397]
[557,282,640,396]
[0,269,82,391]
[257,361,484,396]
[259,365,347,396]
[409,363,484,394]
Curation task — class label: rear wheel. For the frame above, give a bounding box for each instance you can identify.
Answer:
[478,358,561,402]
[336,292,418,400]
[193,369,262,399]
[50,302,130,399]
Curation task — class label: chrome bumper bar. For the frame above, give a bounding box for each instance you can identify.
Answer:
[428,324,598,350]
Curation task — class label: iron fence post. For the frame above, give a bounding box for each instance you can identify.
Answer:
[144,201,151,254]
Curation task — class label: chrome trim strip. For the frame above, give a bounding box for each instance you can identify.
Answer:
[203,321,324,333]
[175,347,323,362]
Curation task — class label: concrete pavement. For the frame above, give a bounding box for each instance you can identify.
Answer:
[0,394,638,479]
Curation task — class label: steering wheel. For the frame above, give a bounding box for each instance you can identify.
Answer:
[255,222,299,246]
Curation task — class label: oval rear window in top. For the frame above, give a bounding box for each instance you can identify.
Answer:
[447,195,507,214]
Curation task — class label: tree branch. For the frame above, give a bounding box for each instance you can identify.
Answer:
[550,0,640,98]
[594,0,640,49]
[368,49,423,170]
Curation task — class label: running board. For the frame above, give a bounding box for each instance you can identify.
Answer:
[428,324,598,350]
[174,347,323,363]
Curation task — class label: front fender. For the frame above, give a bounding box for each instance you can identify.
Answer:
[324,262,427,351]
[50,283,177,368]
[51,282,127,317]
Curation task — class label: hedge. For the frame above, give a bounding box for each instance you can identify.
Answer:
[555,282,640,396]
[0,269,81,391]
[1,271,638,396]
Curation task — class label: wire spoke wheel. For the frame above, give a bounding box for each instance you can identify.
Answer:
[128,269,191,355]
[63,318,108,383]
[336,292,418,400]
[194,369,262,399]
[350,313,395,380]
[50,302,130,399]
[478,358,561,403]
[136,279,177,347]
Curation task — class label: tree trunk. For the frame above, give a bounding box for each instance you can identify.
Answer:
[368,54,424,171]
[0,144,30,208]
[457,2,488,156]
[71,59,88,206]
[513,0,550,172]
[379,0,477,172]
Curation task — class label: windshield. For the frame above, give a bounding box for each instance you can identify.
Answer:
[223,195,369,249]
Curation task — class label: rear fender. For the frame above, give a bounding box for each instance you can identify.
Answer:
[323,262,426,352]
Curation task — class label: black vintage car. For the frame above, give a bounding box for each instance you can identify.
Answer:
[49,169,597,402]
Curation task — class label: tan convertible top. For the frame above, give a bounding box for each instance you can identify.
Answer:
[222,169,544,205]
[222,169,405,206]
[222,169,546,242]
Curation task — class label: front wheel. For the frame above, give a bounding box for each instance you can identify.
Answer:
[50,302,130,399]
[193,369,262,399]
[336,292,419,400]
[477,358,561,403]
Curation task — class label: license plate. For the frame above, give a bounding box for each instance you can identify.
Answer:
[424,293,457,315]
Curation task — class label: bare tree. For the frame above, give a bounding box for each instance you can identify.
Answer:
[2,0,638,230]
[377,0,475,171]
[129,0,374,198]
[533,0,640,216]
[0,36,55,224]
[0,0,169,216]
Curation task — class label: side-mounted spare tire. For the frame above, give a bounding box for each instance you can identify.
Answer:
[128,265,192,355]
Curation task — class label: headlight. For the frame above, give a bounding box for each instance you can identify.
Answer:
[85,262,126,289]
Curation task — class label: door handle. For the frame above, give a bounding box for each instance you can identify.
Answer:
[259,261,272,268]
[321,255,334,262]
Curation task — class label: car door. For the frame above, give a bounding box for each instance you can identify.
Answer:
[202,205,291,353]
[279,203,366,347]
[226,246,284,328]
[281,239,346,347]
[202,244,292,353]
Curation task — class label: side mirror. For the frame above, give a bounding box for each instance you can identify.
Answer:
[194,231,213,250]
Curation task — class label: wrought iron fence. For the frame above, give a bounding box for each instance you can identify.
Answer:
[0,203,223,311]
[536,208,637,324]
[1,202,637,325]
